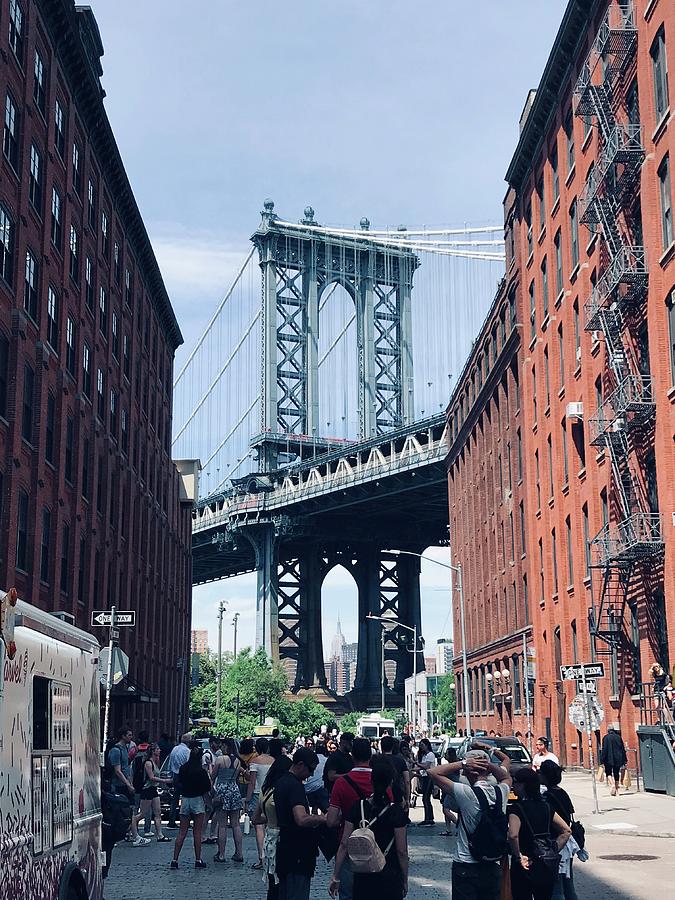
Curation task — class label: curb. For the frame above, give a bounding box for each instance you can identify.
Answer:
[588,826,675,838]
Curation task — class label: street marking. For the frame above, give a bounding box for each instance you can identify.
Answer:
[593,822,637,830]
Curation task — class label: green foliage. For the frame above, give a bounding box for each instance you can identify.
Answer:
[279,696,337,739]
[434,674,457,733]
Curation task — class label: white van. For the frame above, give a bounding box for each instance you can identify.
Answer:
[0,589,103,900]
[356,713,397,740]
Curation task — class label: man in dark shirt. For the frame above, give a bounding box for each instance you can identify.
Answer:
[324,731,354,795]
[379,735,410,808]
[275,748,324,900]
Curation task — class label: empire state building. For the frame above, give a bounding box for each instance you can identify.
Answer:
[325,617,357,695]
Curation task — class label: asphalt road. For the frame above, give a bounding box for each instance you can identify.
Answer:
[105,806,675,900]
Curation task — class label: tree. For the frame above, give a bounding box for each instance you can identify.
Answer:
[434,674,456,734]
[216,647,288,735]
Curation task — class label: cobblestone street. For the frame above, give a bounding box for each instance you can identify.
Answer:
[105,794,675,900]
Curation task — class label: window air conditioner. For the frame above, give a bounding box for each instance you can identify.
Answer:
[566,402,584,420]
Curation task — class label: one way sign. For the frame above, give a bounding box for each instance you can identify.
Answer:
[560,662,605,681]
[91,610,136,627]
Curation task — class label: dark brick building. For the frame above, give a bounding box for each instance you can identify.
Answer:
[449,0,675,765]
[0,0,194,736]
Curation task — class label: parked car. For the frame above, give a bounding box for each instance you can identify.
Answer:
[429,735,464,762]
[156,738,211,816]
[456,735,532,772]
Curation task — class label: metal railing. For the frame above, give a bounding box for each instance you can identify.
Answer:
[588,374,655,445]
[639,682,675,730]
[580,124,644,212]
[590,513,663,567]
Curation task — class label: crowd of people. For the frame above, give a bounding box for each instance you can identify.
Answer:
[102,723,611,900]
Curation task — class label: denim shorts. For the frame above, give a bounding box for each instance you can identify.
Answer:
[180,795,206,817]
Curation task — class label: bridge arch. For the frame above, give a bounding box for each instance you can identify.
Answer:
[321,561,359,697]
[318,281,359,441]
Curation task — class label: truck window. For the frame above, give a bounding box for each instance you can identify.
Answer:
[33,676,50,750]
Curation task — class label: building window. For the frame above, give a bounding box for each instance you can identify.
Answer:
[64,414,74,484]
[552,528,559,595]
[571,620,579,664]
[99,286,107,336]
[582,502,590,577]
[651,28,670,123]
[82,436,90,499]
[97,368,105,419]
[72,141,82,195]
[47,285,58,350]
[0,332,8,419]
[109,389,117,437]
[541,257,549,319]
[60,524,70,594]
[82,343,91,398]
[565,110,575,173]
[668,290,675,384]
[573,299,580,362]
[85,257,94,311]
[658,156,673,249]
[125,268,133,308]
[561,419,568,484]
[537,174,545,232]
[69,225,79,283]
[96,456,105,515]
[16,489,29,571]
[600,488,608,528]
[121,408,128,455]
[554,229,563,295]
[538,539,545,603]
[33,49,46,116]
[551,143,559,203]
[519,499,526,556]
[0,204,14,287]
[8,0,24,63]
[558,324,565,388]
[101,210,109,257]
[28,144,43,213]
[569,199,579,269]
[627,77,640,126]
[544,346,550,408]
[566,515,574,587]
[24,250,38,321]
[51,187,62,250]
[113,242,120,285]
[547,434,554,497]
[535,448,541,510]
[111,310,119,359]
[66,316,76,376]
[529,280,536,339]
[123,333,130,379]
[526,203,533,257]
[3,92,19,170]
[40,508,51,582]
[78,535,87,606]
[532,364,537,423]
[45,392,55,465]
[87,179,96,229]
[22,363,34,442]
[54,98,65,159]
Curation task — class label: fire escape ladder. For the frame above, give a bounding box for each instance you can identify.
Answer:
[589,564,631,650]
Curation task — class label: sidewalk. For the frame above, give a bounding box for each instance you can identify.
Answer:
[562,771,675,837]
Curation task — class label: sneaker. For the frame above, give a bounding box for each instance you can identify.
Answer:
[166,823,178,829]
[195,860,207,869]
[169,860,178,870]
[132,836,151,847]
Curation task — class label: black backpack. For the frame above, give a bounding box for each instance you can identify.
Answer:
[516,803,561,885]
[461,785,508,862]
[101,789,132,844]
[132,754,147,793]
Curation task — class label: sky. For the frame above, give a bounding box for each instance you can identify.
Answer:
[88,0,568,654]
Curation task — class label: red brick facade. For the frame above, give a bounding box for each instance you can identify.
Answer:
[0,1,193,737]
[449,0,675,765]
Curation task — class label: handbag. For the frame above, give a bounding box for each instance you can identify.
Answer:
[570,813,585,850]
[317,823,340,862]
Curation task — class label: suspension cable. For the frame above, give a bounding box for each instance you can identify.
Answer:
[173,247,255,388]
[201,395,259,470]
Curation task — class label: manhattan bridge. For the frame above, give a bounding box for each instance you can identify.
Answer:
[172,201,505,708]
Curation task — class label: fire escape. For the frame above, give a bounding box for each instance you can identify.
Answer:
[573,1,663,652]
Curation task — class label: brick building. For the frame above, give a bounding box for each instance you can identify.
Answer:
[191,629,209,655]
[449,0,675,765]
[0,1,194,737]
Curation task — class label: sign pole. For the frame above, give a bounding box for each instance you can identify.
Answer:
[523,633,532,756]
[581,665,600,814]
[101,606,116,758]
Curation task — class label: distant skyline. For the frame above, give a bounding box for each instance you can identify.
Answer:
[87,0,568,654]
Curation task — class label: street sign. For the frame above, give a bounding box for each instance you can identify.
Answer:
[98,647,129,688]
[578,677,597,694]
[560,662,605,681]
[91,610,136,627]
[568,694,604,730]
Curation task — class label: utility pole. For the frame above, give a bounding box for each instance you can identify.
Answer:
[523,633,532,756]
[412,623,418,740]
[216,601,226,715]
[457,562,471,737]
[380,624,385,712]
[233,612,240,659]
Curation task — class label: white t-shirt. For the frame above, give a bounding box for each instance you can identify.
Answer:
[532,751,559,770]
[419,751,436,775]
[303,756,327,794]
[249,760,272,794]
[452,780,510,864]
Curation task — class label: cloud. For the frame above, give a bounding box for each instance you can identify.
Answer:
[150,227,248,299]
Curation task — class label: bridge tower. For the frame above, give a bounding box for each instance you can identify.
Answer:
[242,203,426,707]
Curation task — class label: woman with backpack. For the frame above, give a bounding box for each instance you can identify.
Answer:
[211,737,244,863]
[329,758,409,900]
[170,744,212,869]
[539,761,580,900]
[508,767,571,900]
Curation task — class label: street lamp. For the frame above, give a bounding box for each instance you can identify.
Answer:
[216,601,227,715]
[259,698,266,726]
[232,612,240,659]
[388,549,471,737]
[367,614,423,739]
